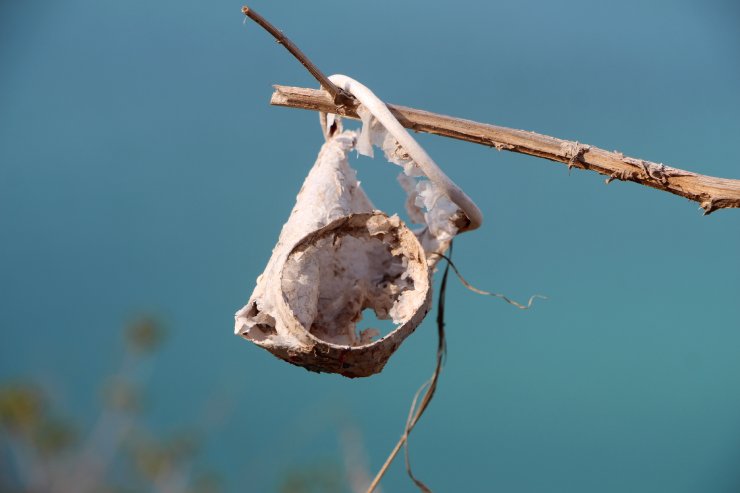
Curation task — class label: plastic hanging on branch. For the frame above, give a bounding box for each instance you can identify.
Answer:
[234,75,482,377]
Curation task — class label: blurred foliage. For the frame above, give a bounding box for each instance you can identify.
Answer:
[278,462,343,493]
[32,418,77,458]
[0,384,44,434]
[0,317,221,493]
[129,431,200,481]
[103,378,141,412]
[0,317,352,493]
[125,316,166,355]
[187,473,222,493]
[0,383,77,460]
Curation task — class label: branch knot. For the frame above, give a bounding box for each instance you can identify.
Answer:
[560,141,590,170]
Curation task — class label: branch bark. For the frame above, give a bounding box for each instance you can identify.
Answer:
[270,85,740,214]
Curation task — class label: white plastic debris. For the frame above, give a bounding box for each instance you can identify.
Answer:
[235,76,482,377]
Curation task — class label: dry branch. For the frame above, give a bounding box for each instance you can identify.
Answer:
[270,85,740,214]
[241,6,352,106]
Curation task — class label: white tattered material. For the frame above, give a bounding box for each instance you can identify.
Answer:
[235,76,482,377]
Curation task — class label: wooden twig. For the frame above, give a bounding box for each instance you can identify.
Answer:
[270,85,740,214]
[240,7,738,213]
[241,6,353,106]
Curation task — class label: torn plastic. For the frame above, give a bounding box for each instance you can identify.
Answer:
[355,104,465,260]
[235,132,431,377]
[235,75,483,377]
[329,74,482,235]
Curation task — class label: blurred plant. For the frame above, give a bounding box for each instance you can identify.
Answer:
[0,384,45,435]
[278,462,343,493]
[125,317,166,355]
[0,317,373,493]
[0,317,219,493]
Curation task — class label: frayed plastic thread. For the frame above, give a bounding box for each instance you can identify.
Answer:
[367,245,451,493]
[436,253,546,310]
[367,244,545,493]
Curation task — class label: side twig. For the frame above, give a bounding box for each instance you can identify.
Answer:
[241,6,353,106]
[270,85,740,214]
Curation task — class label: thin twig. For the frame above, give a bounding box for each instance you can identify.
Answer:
[270,85,740,214]
[366,246,452,493]
[241,6,353,106]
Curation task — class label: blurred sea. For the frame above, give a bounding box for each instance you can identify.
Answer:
[1,1,739,491]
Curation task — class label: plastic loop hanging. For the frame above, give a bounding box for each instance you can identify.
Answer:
[235,76,482,377]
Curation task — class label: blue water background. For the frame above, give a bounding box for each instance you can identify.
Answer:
[1,1,739,491]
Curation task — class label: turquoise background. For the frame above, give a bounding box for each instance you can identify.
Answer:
[2,0,739,491]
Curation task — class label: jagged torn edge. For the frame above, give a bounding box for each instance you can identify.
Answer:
[234,131,433,378]
[355,104,463,261]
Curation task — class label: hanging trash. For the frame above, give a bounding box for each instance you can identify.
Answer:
[234,75,482,377]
